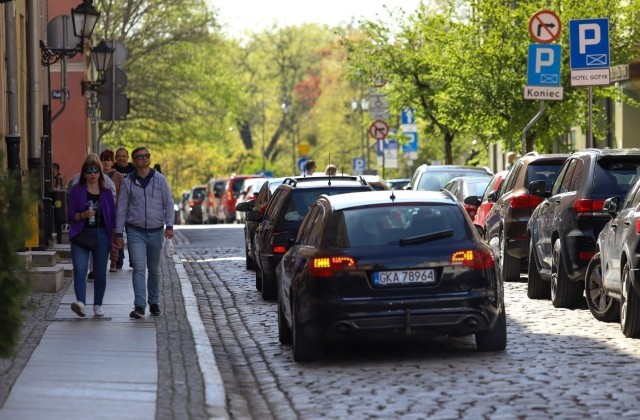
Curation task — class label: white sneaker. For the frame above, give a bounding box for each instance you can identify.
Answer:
[71,301,86,317]
[93,305,104,317]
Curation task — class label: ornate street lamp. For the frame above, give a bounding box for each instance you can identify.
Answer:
[40,0,100,65]
[81,39,114,93]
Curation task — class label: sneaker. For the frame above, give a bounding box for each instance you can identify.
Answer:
[109,262,117,272]
[71,301,86,317]
[129,306,145,319]
[150,304,162,316]
[93,305,104,317]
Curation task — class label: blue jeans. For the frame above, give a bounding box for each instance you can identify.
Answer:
[70,228,109,305]
[126,227,163,309]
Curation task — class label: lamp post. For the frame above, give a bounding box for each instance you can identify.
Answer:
[39,0,101,247]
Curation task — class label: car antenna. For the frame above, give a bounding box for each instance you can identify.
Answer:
[328,154,332,186]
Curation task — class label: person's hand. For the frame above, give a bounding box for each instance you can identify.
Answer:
[114,237,124,249]
[165,229,174,240]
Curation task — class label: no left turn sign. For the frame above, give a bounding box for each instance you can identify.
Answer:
[369,120,389,140]
[528,10,562,44]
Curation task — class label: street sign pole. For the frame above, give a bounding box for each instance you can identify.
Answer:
[588,86,593,148]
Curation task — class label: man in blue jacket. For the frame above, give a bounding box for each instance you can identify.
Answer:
[114,147,175,319]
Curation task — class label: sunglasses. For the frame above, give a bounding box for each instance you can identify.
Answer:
[85,167,100,175]
[133,153,150,160]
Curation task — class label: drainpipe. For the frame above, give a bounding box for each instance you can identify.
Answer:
[4,1,22,189]
[27,0,42,173]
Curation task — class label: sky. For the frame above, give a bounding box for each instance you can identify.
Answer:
[211,0,425,37]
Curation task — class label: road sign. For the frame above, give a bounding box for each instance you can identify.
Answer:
[610,64,630,83]
[527,44,562,86]
[298,157,309,174]
[369,120,389,140]
[523,86,563,100]
[368,88,389,121]
[352,157,366,171]
[401,108,416,124]
[376,140,398,169]
[402,132,418,160]
[528,10,561,44]
[569,18,609,69]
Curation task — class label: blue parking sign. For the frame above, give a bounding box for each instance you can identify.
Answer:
[569,18,609,69]
[527,44,561,86]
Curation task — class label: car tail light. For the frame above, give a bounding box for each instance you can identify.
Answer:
[636,219,640,235]
[271,232,291,254]
[510,193,543,209]
[579,251,596,260]
[451,249,496,270]
[573,199,606,215]
[309,256,356,278]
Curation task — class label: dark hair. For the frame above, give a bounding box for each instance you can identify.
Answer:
[131,146,149,157]
[153,163,162,173]
[78,159,106,190]
[305,160,316,171]
[52,162,60,170]
[100,149,115,162]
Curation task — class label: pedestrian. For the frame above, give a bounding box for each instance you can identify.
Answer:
[324,164,337,176]
[100,149,125,272]
[304,159,316,176]
[114,147,136,176]
[66,157,116,317]
[506,152,517,170]
[52,162,65,190]
[114,147,175,319]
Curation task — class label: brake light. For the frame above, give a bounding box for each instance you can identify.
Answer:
[579,251,596,260]
[273,245,287,254]
[636,219,640,235]
[510,194,543,209]
[309,256,356,278]
[573,199,606,214]
[451,249,496,270]
[271,232,291,254]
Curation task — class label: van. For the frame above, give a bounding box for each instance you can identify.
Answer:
[217,174,263,223]
[202,177,226,224]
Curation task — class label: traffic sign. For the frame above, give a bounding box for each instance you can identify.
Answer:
[528,10,561,44]
[401,108,416,124]
[352,157,366,171]
[527,44,562,86]
[402,132,418,160]
[369,120,390,140]
[298,157,309,174]
[569,18,610,69]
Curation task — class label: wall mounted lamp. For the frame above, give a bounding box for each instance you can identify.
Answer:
[40,0,100,65]
[81,39,115,94]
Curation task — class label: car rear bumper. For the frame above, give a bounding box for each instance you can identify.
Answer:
[296,293,503,342]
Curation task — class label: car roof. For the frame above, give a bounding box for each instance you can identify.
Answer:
[279,176,369,188]
[418,164,492,173]
[322,190,458,211]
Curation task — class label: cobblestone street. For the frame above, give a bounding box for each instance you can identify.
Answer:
[177,226,640,419]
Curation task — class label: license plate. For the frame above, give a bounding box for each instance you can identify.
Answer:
[372,269,436,286]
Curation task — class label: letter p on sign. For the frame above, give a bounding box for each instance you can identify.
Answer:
[536,48,555,73]
[579,23,600,54]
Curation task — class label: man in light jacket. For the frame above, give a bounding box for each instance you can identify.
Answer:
[114,147,174,319]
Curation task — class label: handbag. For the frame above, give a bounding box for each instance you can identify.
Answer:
[70,229,97,250]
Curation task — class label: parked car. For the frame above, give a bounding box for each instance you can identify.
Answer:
[276,189,506,362]
[235,177,269,224]
[584,178,640,337]
[483,152,568,282]
[201,177,227,224]
[408,164,493,191]
[237,177,289,270]
[179,190,191,225]
[386,178,410,190]
[185,185,206,224]
[443,175,493,220]
[217,174,263,224]
[360,175,389,190]
[250,176,373,300]
[527,148,640,308]
[466,170,508,238]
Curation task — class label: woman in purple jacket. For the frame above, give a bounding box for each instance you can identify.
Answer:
[67,157,116,317]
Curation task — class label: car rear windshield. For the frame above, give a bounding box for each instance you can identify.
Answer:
[418,169,488,190]
[525,163,564,192]
[467,179,491,196]
[592,159,640,198]
[328,203,471,248]
[280,186,370,223]
[192,188,205,199]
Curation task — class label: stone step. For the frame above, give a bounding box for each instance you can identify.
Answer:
[30,251,58,267]
[30,266,64,293]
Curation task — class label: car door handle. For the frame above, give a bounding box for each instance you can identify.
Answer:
[624,221,631,227]
[553,199,560,204]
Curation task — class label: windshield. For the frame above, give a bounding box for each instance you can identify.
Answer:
[418,169,488,190]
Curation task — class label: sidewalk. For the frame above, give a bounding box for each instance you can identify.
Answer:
[0,232,226,420]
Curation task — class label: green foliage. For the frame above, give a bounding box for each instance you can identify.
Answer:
[0,159,34,358]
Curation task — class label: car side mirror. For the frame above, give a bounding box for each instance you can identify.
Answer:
[528,180,547,197]
[603,196,619,218]
[464,195,481,206]
[486,190,498,202]
[246,210,261,221]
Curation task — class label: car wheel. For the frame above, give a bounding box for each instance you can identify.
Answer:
[551,238,583,308]
[475,308,507,352]
[245,249,254,270]
[255,268,262,291]
[292,304,322,362]
[500,231,520,282]
[278,295,292,344]
[621,262,640,338]
[527,237,550,299]
[585,253,619,322]
[261,271,277,301]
